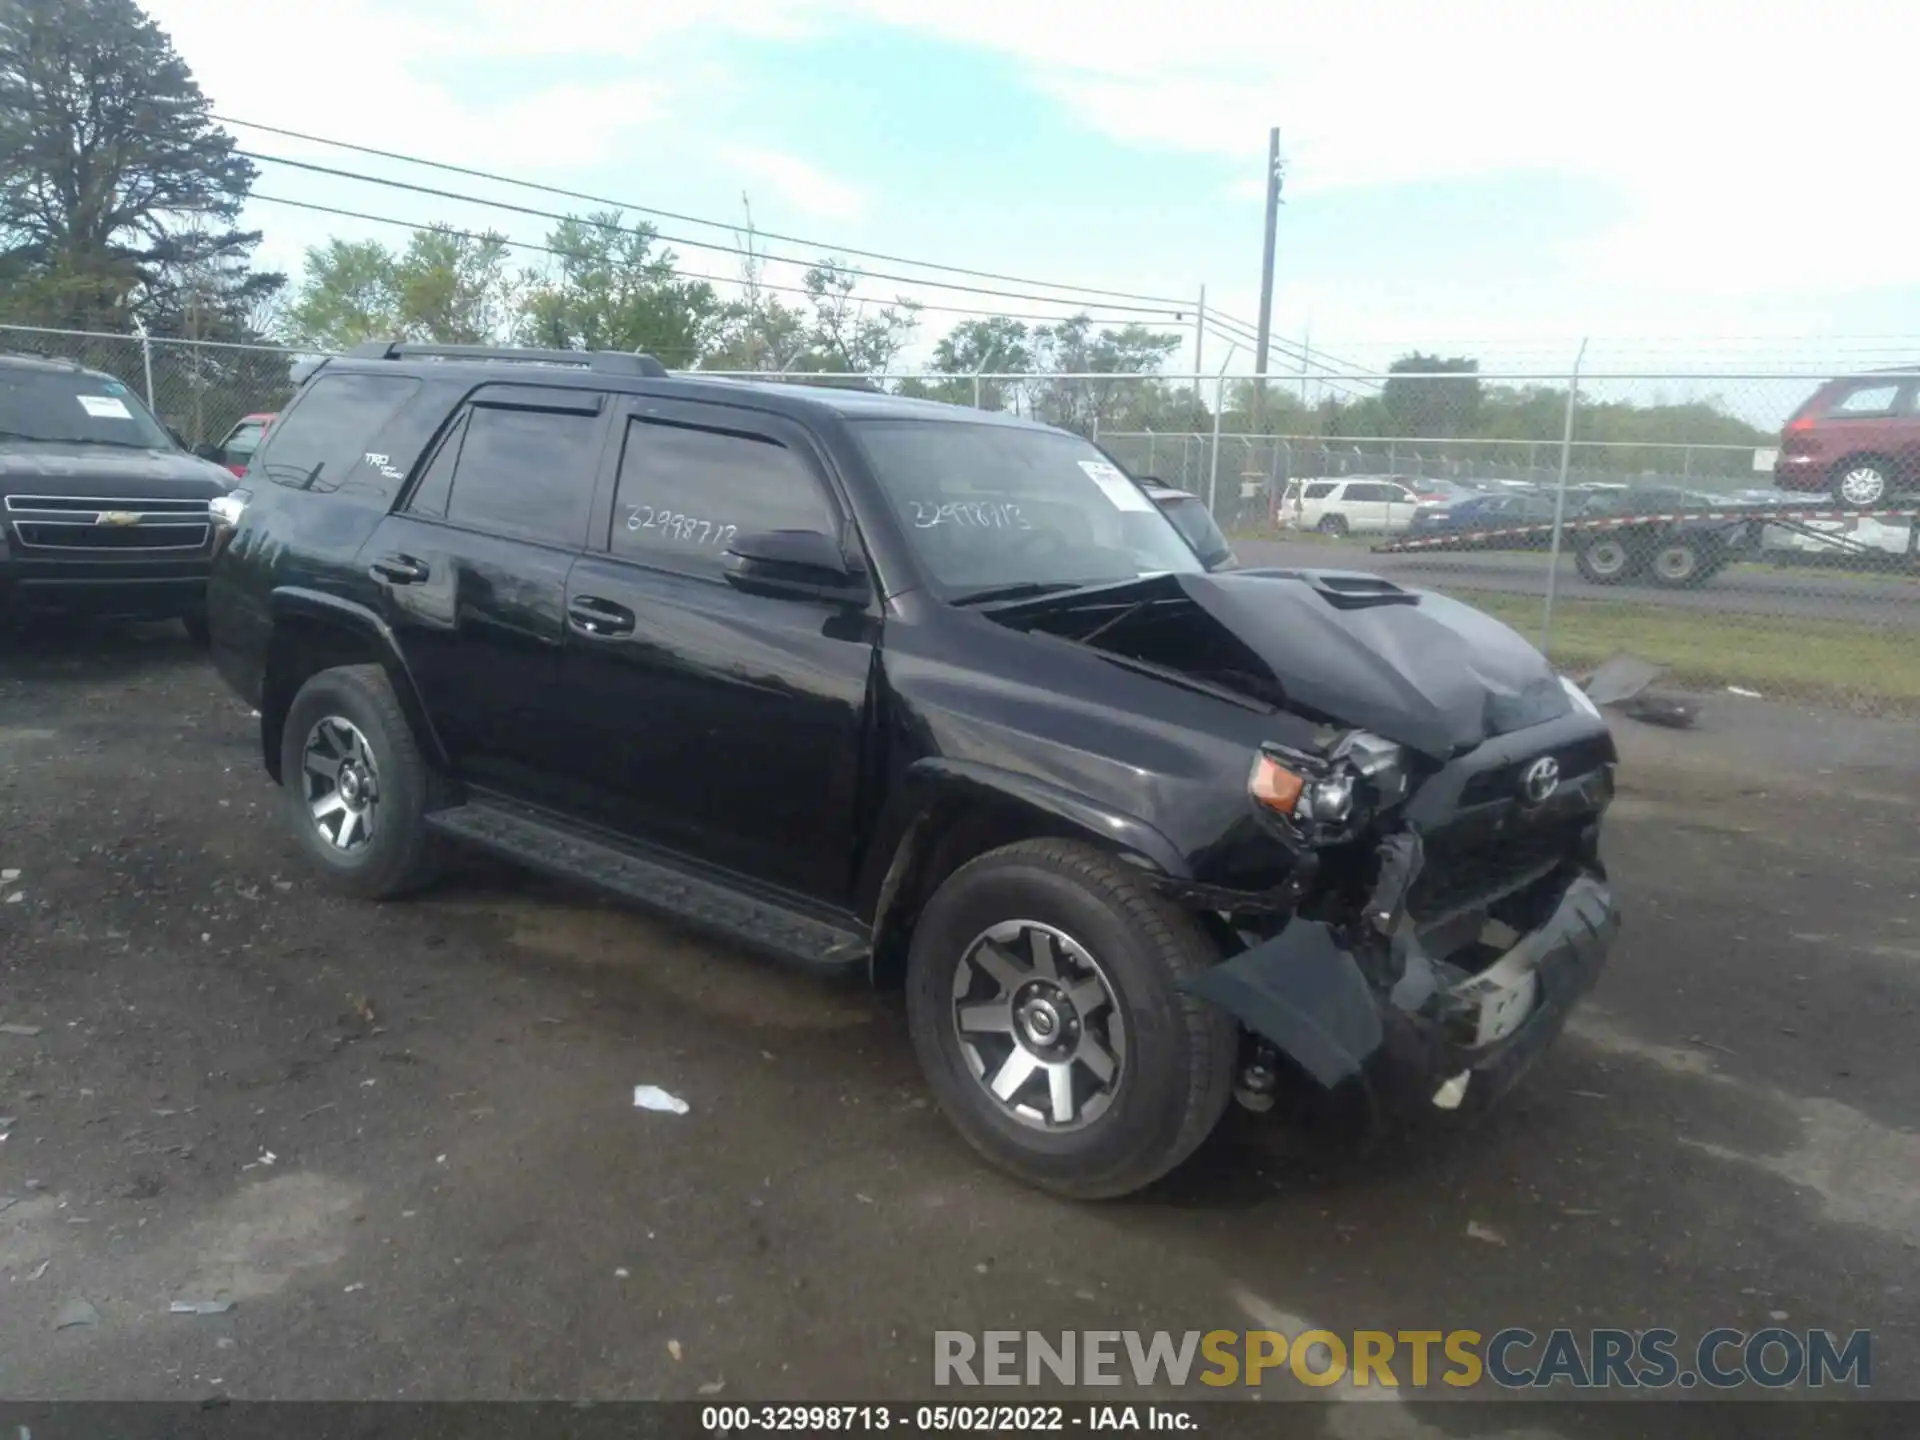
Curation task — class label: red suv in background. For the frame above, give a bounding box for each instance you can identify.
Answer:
[196,412,276,478]
[1774,371,1920,507]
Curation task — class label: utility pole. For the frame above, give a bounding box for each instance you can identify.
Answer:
[1253,127,1283,430]
[1193,284,1206,383]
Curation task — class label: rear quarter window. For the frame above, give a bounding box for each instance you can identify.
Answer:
[1827,383,1901,417]
[1302,482,1337,500]
[251,373,422,497]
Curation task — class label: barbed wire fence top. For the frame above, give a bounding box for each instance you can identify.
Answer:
[7,323,1914,720]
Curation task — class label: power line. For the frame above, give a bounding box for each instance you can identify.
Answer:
[216,115,1195,310]
[248,193,1184,330]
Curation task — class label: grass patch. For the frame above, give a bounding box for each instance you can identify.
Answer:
[1449,588,1920,714]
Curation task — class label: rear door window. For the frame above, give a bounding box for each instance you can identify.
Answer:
[439,403,603,548]
[252,374,420,493]
[607,414,839,579]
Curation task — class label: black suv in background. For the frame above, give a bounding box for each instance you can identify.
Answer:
[1,353,236,636]
[207,342,1621,1198]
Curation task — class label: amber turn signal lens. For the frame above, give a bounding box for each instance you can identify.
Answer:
[1250,755,1305,814]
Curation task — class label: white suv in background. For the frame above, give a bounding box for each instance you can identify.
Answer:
[1284,477,1422,536]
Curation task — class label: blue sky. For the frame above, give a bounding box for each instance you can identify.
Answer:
[146,0,1920,388]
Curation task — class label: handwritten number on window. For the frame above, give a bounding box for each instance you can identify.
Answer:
[907,501,1031,530]
[626,505,738,549]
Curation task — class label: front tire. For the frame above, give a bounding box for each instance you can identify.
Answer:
[905,840,1236,1199]
[279,664,441,900]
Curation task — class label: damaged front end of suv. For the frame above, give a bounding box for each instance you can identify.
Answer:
[988,566,1622,1127]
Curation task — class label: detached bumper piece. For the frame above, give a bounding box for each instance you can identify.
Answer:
[1184,866,1619,1123]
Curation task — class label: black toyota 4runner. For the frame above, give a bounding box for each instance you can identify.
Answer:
[207,342,1621,1198]
[2,353,236,635]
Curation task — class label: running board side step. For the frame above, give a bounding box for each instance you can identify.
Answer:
[426,799,870,970]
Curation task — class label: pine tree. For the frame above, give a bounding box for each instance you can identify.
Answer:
[0,0,281,334]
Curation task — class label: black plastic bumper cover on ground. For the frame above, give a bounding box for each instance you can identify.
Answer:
[1184,869,1619,1118]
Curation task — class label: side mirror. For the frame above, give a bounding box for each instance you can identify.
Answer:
[191,441,221,462]
[722,528,867,604]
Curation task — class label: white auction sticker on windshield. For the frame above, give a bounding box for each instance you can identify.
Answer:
[1078,459,1153,512]
[78,394,133,419]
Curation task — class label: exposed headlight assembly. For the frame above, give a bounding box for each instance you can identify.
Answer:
[1249,729,1410,843]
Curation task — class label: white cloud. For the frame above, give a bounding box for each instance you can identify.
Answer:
[720,147,867,223]
[839,0,1920,298]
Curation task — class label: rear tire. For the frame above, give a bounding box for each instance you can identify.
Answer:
[1317,513,1349,538]
[905,839,1236,1199]
[180,611,210,645]
[1574,536,1636,585]
[1648,537,1719,589]
[1831,459,1891,509]
[280,663,441,900]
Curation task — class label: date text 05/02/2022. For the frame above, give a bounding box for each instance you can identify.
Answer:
[701,1404,1195,1433]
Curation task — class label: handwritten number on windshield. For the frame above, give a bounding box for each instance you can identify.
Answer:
[626,505,737,549]
[909,501,1030,530]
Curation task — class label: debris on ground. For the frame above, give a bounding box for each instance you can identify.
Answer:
[5,892,22,905]
[0,868,19,881]
[1620,694,1697,729]
[27,1258,50,1279]
[355,995,377,1025]
[698,1379,726,1395]
[1727,686,1763,699]
[242,1150,277,1170]
[54,1298,101,1330]
[668,1339,684,1362]
[169,1299,234,1315]
[1465,1221,1508,1246]
[1,1022,44,1036]
[634,1085,690,1116]
[1583,651,1666,707]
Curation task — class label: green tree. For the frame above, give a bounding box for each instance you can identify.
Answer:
[929,317,1032,409]
[1028,316,1181,435]
[1381,352,1481,437]
[284,238,401,350]
[0,0,279,332]
[515,210,721,366]
[795,258,919,379]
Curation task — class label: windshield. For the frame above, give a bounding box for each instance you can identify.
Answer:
[0,367,175,450]
[852,420,1204,597]
[1157,494,1234,568]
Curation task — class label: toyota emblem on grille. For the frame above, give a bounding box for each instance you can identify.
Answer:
[96,510,140,527]
[1520,756,1560,804]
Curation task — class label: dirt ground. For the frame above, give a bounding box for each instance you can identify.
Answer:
[2,625,1916,1428]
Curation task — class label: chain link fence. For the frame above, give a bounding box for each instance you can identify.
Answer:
[7,326,1914,718]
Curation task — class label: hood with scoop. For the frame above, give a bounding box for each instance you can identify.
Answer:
[987,568,1571,759]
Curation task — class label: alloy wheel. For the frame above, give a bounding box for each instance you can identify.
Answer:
[1839,466,1887,507]
[301,715,381,853]
[950,920,1127,1131]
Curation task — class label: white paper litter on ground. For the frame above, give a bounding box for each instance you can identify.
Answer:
[633,1085,690,1115]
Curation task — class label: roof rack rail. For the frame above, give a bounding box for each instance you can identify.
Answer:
[344,341,669,378]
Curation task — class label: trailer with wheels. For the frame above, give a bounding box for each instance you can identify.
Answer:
[1375,501,1920,588]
